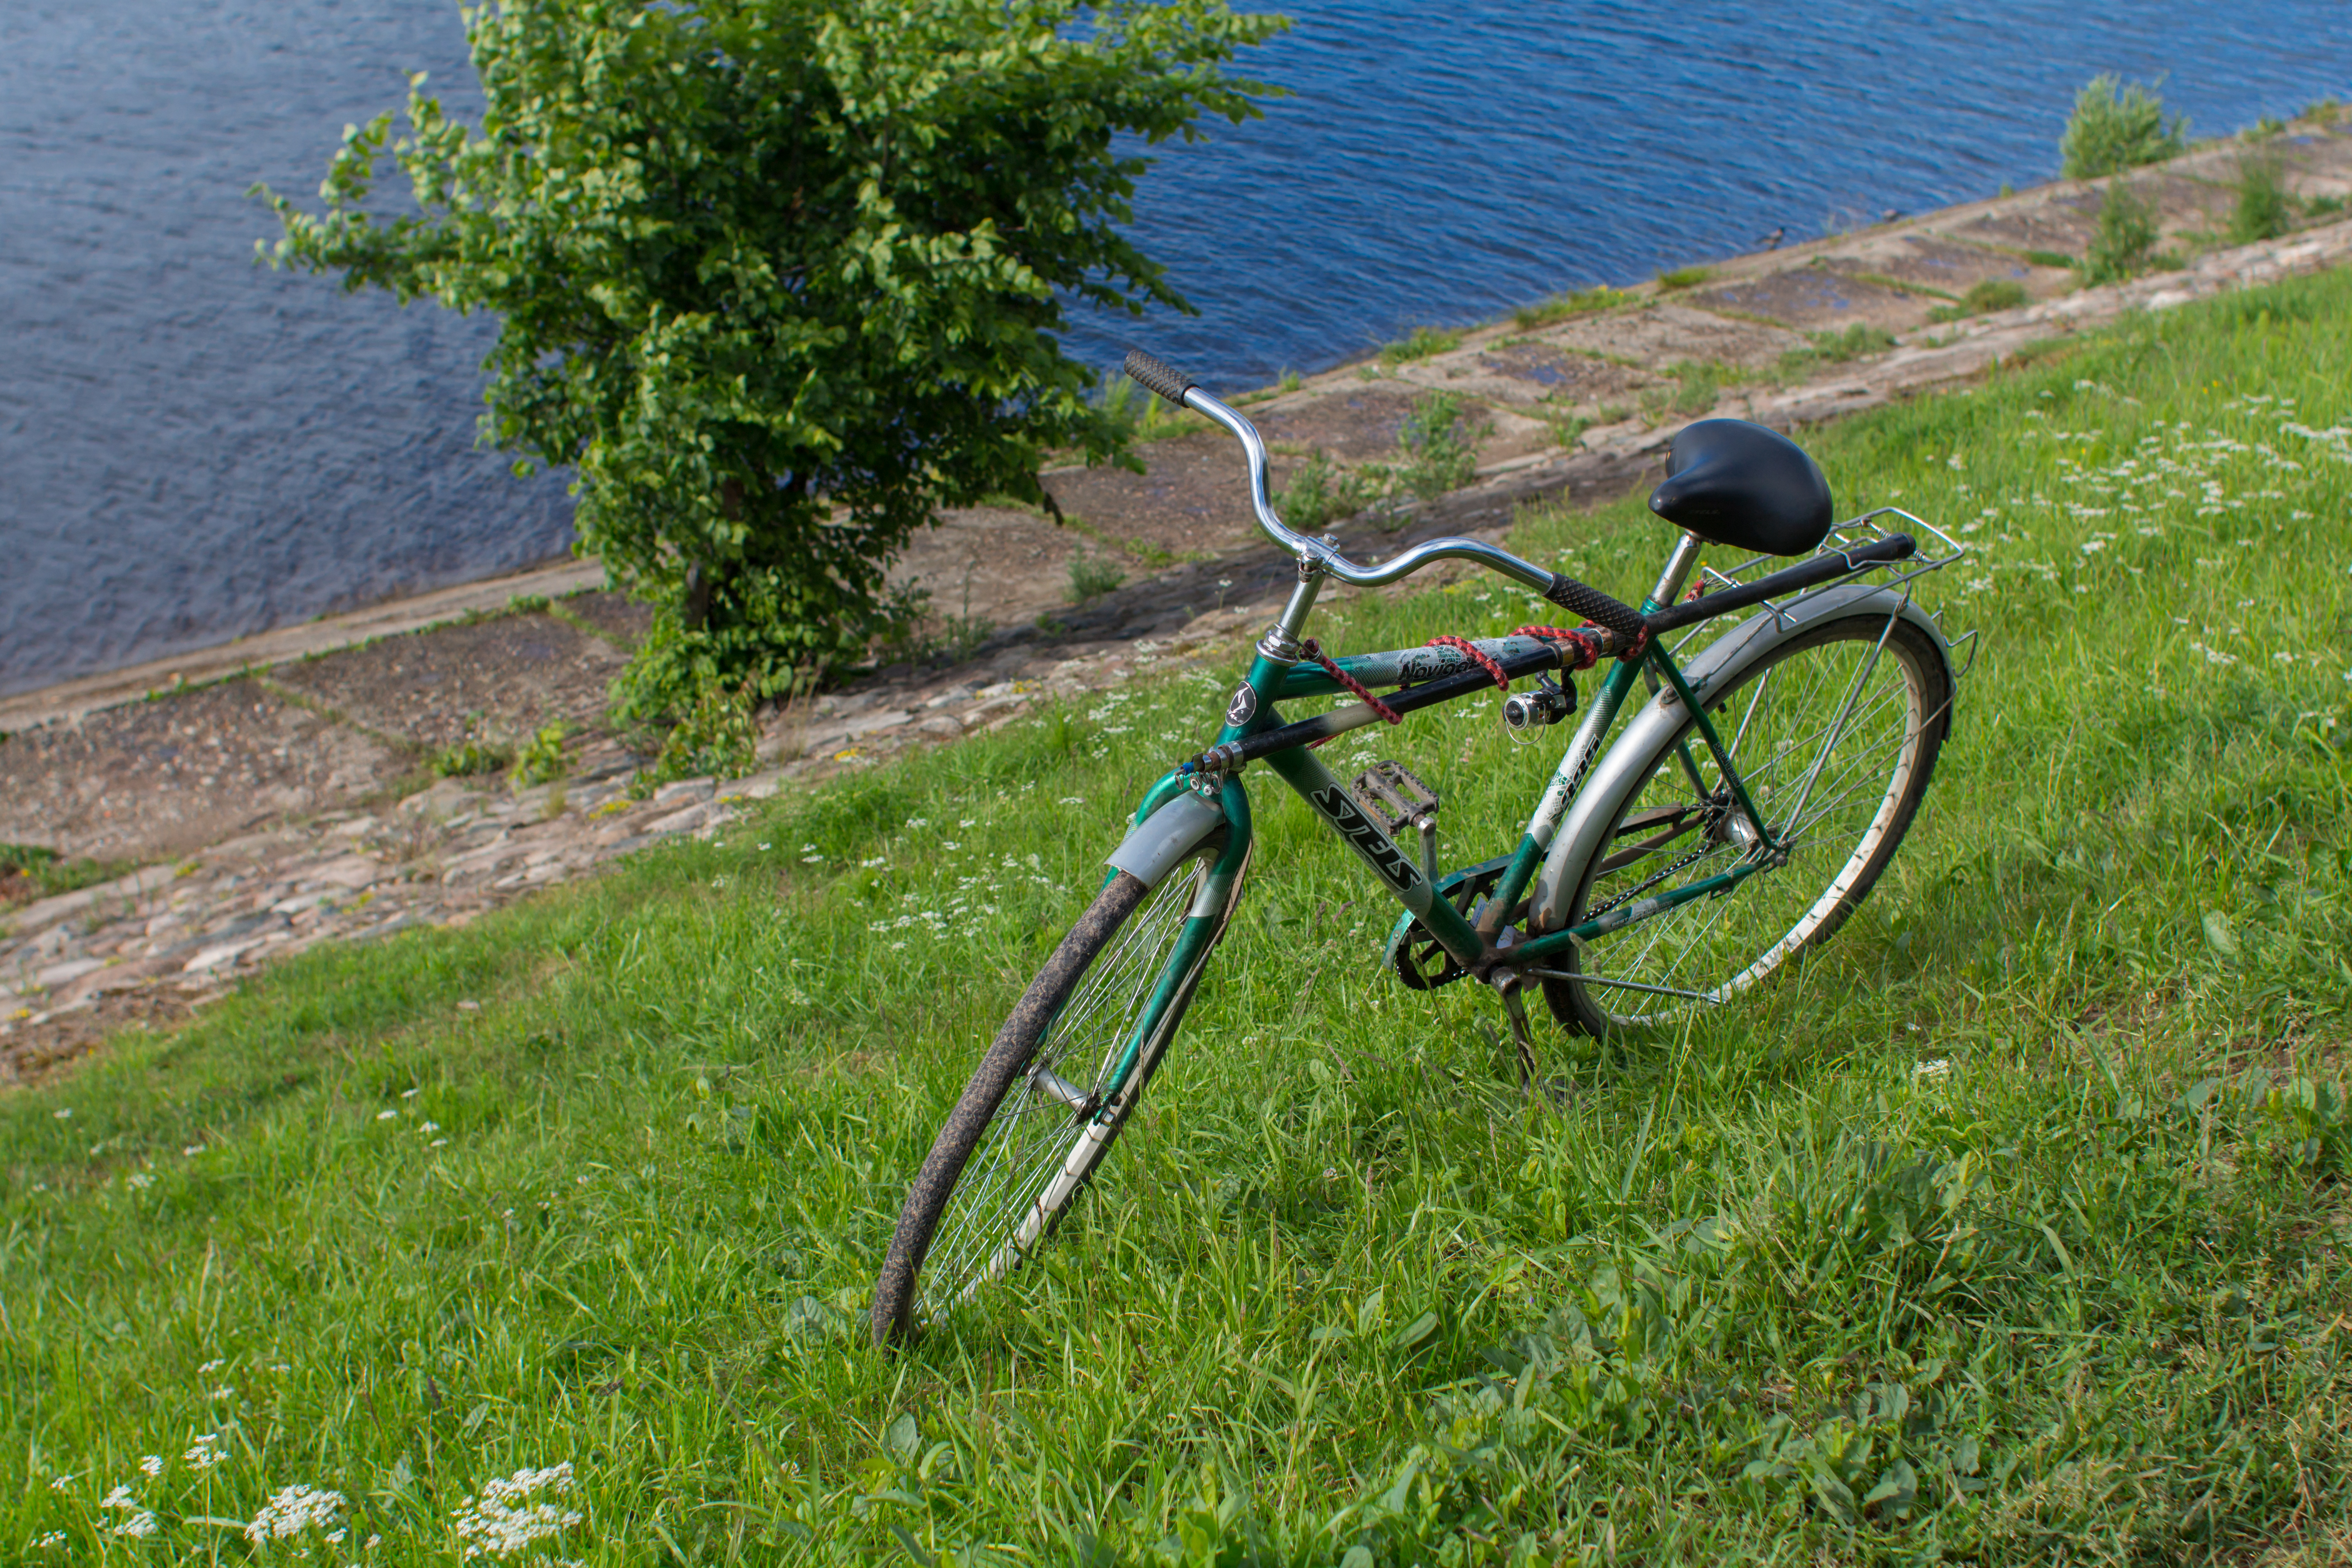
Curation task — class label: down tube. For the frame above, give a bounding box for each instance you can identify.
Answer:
[1259,745,1485,969]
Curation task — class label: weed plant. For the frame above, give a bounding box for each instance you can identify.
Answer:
[1274,451,1376,533]
[2060,74,2188,179]
[1394,392,1489,500]
[1655,266,1711,291]
[5,272,2352,1563]
[1066,553,1127,603]
[0,846,131,905]
[1379,327,1465,366]
[1928,279,2029,323]
[1511,286,1630,329]
[2082,181,2160,284]
[2231,154,2296,245]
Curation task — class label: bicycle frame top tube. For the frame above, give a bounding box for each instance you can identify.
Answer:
[1180,385,1558,596]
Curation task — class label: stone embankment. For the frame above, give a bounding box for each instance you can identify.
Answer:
[5,118,2351,1082]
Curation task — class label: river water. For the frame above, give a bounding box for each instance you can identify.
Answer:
[4,0,2348,696]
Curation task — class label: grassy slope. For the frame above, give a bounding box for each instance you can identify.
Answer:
[5,274,2352,1567]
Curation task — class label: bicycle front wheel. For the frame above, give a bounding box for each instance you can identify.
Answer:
[1541,612,1951,1034]
[871,830,1239,1345]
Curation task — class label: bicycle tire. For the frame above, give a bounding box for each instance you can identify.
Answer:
[871,831,1236,1346]
[1540,612,1950,1034]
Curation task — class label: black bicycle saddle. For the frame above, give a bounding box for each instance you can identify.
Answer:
[1647,419,1834,557]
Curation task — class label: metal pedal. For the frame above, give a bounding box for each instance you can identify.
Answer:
[1351,760,1441,882]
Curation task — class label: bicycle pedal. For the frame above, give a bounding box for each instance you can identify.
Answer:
[1349,760,1440,836]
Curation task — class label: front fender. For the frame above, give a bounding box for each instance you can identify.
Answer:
[1529,585,1951,931]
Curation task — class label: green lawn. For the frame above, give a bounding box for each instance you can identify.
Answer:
[7,273,2352,1566]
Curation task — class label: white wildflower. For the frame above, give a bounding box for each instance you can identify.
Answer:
[247,1484,346,1544]
[198,1358,226,1373]
[452,1462,584,1560]
[1914,1059,1952,1080]
[113,1513,158,1539]
[139,1455,163,1478]
[183,1432,226,1470]
[377,1110,399,1121]
[127,1172,155,1190]
[52,1108,70,1120]
[34,1530,67,1548]
[183,1145,206,1156]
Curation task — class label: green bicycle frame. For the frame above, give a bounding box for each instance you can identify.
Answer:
[1082,543,1796,1112]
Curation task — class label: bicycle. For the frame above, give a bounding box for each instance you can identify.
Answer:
[871,348,1971,1345]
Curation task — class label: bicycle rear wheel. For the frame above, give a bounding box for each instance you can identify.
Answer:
[871,831,1238,1345]
[1540,612,1950,1034]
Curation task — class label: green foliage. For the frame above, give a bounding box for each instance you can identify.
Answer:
[0,845,129,904]
[1378,325,1465,365]
[1928,278,2029,324]
[2060,74,2187,179]
[2022,248,2077,270]
[2230,154,2295,245]
[2310,193,2348,220]
[256,0,1284,717]
[1273,449,1375,531]
[513,722,573,787]
[1511,284,1630,328]
[1655,265,1711,290]
[1395,391,1489,499]
[652,680,760,782]
[2083,180,2159,284]
[429,738,513,778]
[1065,553,1127,603]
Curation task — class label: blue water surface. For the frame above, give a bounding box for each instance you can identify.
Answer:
[3,0,2348,695]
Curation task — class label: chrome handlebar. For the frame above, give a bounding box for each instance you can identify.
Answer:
[1180,385,1559,595]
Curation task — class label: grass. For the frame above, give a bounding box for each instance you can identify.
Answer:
[0,846,133,908]
[1379,327,1465,366]
[1655,266,1712,291]
[8,270,2352,1563]
[1511,287,1631,330]
[1066,553,1127,603]
[1927,279,2029,324]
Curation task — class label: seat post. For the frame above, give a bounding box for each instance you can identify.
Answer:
[1645,532,1705,612]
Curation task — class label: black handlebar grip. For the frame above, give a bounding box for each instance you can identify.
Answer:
[1542,573,1649,643]
[1123,348,1195,408]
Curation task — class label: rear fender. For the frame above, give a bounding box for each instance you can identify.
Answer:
[1529,585,1950,931]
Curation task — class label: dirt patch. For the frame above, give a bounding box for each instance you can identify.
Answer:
[1695,264,1931,333]
[0,986,204,1088]
[1472,345,1657,407]
[894,506,1092,634]
[1857,235,2043,294]
[1539,302,1803,371]
[1940,191,2102,259]
[0,679,403,863]
[554,590,652,649]
[1253,382,1425,460]
[1041,430,1278,556]
[270,612,628,755]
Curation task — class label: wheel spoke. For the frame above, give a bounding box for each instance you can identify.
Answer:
[1557,617,1943,1029]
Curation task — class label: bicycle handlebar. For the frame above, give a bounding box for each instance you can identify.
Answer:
[1122,348,1648,641]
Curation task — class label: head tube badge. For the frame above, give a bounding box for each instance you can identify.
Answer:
[1225,681,1258,728]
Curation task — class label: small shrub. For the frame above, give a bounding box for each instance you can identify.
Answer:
[431,739,513,778]
[2023,248,2078,270]
[1655,266,1711,291]
[2230,154,2294,245]
[1513,285,1630,328]
[1278,369,1302,392]
[653,681,758,782]
[1813,323,1899,361]
[2082,180,2158,284]
[1379,325,1465,365]
[2060,74,2187,179]
[513,723,573,787]
[1395,392,1489,499]
[1066,554,1126,603]
[1275,451,1377,531]
[1963,277,2029,313]
[1929,278,2030,323]
[2309,193,2347,219]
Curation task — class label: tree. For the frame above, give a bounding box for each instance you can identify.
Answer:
[258,0,1283,716]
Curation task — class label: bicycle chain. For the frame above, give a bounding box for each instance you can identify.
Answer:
[1581,830,1722,922]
